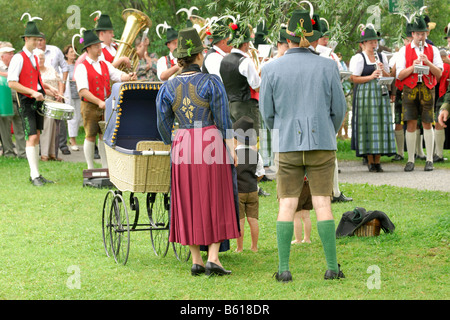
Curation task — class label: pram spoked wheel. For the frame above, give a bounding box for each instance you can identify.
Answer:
[147,193,170,257]
[110,192,131,265]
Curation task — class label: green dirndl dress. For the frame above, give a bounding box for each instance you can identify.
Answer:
[353,54,396,157]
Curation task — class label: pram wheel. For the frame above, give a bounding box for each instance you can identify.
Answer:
[172,242,191,262]
[110,192,131,265]
[102,190,116,257]
[147,193,170,257]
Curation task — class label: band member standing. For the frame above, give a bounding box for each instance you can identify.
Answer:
[157,27,179,81]
[220,22,261,130]
[202,22,232,79]
[74,29,136,170]
[396,16,443,172]
[434,24,450,162]
[8,19,59,186]
[95,14,131,70]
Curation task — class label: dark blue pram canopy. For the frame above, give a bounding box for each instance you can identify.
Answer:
[104,82,163,152]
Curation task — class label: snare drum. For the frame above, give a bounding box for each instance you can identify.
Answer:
[42,101,75,120]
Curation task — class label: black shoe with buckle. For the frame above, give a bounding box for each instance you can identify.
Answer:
[391,154,404,161]
[332,193,353,203]
[324,264,345,280]
[39,175,55,184]
[273,270,292,283]
[258,187,270,197]
[30,177,44,187]
[404,162,415,172]
[424,161,434,171]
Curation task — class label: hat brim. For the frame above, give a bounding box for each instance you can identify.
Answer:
[410,28,429,33]
[358,36,381,43]
[281,29,322,43]
[21,34,43,39]
[172,46,203,59]
[82,39,103,51]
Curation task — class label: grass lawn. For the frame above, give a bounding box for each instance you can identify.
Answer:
[0,142,449,301]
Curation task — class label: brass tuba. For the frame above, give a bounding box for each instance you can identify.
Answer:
[113,9,152,72]
[247,24,261,75]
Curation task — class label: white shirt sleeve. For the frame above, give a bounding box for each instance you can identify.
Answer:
[255,152,265,177]
[432,45,444,70]
[157,56,167,81]
[105,61,124,83]
[395,47,407,78]
[238,57,261,89]
[349,54,364,76]
[6,54,24,83]
[204,53,223,80]
[381,52,390,73]
[74,63,88,92]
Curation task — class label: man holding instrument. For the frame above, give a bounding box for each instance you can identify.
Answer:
[74,29,136,170]
[396,15,443,172]
[8,19,59,186]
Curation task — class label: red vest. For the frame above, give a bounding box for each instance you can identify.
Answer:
[82,59,111,101]
[439,58,450,98]
[399,43,437,90]
[102,47,114,63]
[18,51,46,98]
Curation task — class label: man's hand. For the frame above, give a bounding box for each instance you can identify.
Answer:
[98,100,106,110]
[31,91,44,101]
[438,109,449,128]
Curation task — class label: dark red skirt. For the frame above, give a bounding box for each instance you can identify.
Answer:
[169,125,240,246]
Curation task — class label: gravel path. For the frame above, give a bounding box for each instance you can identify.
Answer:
[60,145,450,193]
[337,160,450,193]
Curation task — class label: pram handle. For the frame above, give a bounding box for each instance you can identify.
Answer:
[112,145,170,156]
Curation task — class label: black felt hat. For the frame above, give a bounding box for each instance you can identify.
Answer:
[358,26,381,42]
[410,16,429,33]
[95,14,113,31]
[21,21,42,38]
[281,9,321,46]
[82,29,103,51]
[173,27,204,59]
[165,28,178,44]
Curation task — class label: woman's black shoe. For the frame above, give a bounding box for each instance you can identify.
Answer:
[191,264,206,276]
[205,261,231,276]
[374,163,383,172]
[368,164,377,172]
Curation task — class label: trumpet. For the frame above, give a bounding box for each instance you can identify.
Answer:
[373,53,388,96]
[418,41,424,83]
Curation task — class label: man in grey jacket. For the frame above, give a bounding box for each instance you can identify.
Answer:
[260,8,347,282]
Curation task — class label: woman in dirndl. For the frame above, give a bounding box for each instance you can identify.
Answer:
[349,25,396,172]
[156,28,240,276]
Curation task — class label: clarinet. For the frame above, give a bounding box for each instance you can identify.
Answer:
[418,41,424,83]
[374,53,388,96]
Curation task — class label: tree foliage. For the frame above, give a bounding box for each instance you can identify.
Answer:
[1,0,448,61]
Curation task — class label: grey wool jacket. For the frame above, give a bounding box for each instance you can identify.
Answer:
[260,47,347,152]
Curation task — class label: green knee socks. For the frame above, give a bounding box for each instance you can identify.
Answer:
[317,220,339,273]
[276,221,293,273]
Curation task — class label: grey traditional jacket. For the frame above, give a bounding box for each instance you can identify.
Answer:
[260,47,346,152]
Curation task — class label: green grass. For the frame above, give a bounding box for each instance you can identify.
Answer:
[0,153,449,300]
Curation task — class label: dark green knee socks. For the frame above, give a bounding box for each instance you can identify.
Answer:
[277,220,338,274]
[276,221,293,273]
[317,220,339,273]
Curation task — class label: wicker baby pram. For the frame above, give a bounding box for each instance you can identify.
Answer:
[101,81,189,265]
